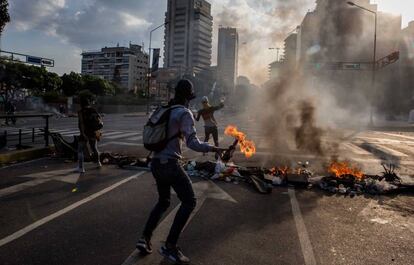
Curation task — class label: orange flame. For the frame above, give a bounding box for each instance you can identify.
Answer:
[270,166,290,176]
[328,161,364,181]
[224,125,256,158]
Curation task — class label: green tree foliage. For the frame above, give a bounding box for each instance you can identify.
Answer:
[0,60,119,106]
[82,74,115,96]
[0,0,10,34]
[61,72,83,96]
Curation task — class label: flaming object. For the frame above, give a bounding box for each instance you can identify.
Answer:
[224,125,256,158]
[270,166,290,176]
[328,161,364,181]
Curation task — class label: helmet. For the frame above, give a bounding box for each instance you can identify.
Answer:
[175,79,195,101]
[201,96,209,103]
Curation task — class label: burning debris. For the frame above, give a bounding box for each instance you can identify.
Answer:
[51,132,412,196]
[319,162,408,196]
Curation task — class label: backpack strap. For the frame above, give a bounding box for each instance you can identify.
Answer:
[165,105,184,143]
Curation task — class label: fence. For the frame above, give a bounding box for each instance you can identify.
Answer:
[0,114,53,149]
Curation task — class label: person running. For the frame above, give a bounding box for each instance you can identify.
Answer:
[136,80,227,264]
[76,96,102,173]
[195,96,224,147]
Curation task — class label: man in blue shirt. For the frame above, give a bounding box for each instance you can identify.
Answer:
[137,79,226,264]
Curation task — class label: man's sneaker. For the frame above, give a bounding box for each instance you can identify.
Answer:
[136,237,152,255]
[75,167,85,173]
[97,161,102,168]
[159,245,190,264]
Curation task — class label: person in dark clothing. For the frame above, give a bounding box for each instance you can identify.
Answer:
[136,80,227,264]
[5,101,16,125]
[76,97,102,173]
[195,96,224,147]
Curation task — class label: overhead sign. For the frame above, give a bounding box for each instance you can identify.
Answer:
[26,56,42,65]
[0,50,54,67]
[342,63,361,70]
[376,51,399,70]
[41,58,54,67]
[26,56,55,67]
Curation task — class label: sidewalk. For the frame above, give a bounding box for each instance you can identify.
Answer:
[0,145,52,165]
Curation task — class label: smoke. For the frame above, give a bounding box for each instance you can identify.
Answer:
[255,0,392,162]
[258,70,327,158]
[295,101,324,156]
[212,0,314,84]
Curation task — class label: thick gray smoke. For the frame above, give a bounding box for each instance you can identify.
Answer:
[212,0,314,84]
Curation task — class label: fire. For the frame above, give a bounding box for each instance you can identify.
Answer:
[328,161,365,181]
[270,166,290,176]
[224,125,256,158]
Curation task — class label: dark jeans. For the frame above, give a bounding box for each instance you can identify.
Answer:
[78,138,99,169]
[143,159,196,245]
[204,126,219,147]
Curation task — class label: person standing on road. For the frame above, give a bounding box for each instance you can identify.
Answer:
[195,96,224,147]
[137,80,227,264]
[5,101,16,125]
[76,96,103,173]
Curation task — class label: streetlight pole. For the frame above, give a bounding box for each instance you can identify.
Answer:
[347,1,377,126]
[269,47,281,61]
[147,21,169,114]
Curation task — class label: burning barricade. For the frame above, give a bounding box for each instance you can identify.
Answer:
[50,127,413,196]
[318,162,404,196]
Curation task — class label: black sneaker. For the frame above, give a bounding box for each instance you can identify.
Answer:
[159,245,190,264]
[136,237,152,254]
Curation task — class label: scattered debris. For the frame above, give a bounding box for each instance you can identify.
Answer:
[50,133,413,195]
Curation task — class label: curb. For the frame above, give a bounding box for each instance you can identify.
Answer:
[0,147,52,165]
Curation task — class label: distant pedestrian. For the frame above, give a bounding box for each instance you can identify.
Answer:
[195,96,224,147]
[76,96,103,173]
[137,79,227,264]
[5,101,16,125]
[59,104,66,115]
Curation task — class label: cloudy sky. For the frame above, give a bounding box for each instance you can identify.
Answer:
[3,0,414,84]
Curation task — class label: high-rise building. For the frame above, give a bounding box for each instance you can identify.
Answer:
[81,44,148,92]
[217,27,239,95]
[164,0,213,75]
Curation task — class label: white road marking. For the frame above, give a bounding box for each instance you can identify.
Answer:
[357,136,413,145]
[288,188,317,265]
[0,168,95,198]
[100,141,142,147]
[0,157,48,170]
[342,143,371,155]
[58,132,80,137]
[49,129,73,133]
[106,132,140,140]
[369,144,408,157]
[121,181,237,265]
[0,179,50,198]
[0,171,146,248]
[102,131,129,137]
[125,136,142,141]
[380,132,414,141]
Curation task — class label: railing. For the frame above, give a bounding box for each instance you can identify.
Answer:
[0,114,54,149]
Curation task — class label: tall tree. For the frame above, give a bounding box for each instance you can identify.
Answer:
[0,0,10,34]
[61,72,83,96]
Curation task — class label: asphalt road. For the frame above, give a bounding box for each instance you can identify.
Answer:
[0,111,413,265]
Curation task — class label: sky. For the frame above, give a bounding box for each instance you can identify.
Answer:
[2,0,414,84]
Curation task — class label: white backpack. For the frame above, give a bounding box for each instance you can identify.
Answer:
[143,105,182,152]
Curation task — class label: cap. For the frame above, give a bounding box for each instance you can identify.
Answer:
[175,79,196,100]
